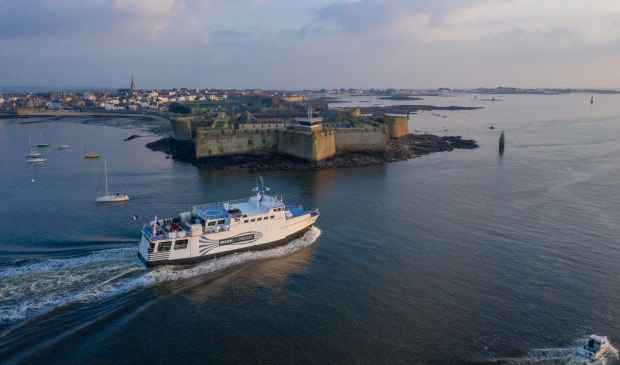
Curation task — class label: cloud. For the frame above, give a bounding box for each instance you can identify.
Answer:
[114,0,181,16]
[1,0,620,88]
[310,0,620,47]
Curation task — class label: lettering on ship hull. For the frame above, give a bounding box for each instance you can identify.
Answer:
[198,231,263,255]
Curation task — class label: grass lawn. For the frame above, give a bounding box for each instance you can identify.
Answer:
[214,120,233,130]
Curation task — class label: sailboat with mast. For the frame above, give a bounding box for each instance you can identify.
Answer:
[83,140,99,158]
[58,133,70,149]
[37,131,49,147]
[96,160,129,202]
[25,136,42,158]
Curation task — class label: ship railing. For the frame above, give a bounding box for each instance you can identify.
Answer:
[143,226,191,241]
[192,198,247,211]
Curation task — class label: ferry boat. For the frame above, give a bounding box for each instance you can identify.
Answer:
[138,177,319,267]
[577,335,610,361]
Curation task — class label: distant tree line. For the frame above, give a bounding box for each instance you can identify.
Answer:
[169,102,192,114]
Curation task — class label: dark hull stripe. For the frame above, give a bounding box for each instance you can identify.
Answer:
[139,226,312,268]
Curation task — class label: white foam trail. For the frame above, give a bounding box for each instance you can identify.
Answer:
[0,248,141,324]
[0,227,321,325]
[79,226,322,301]
[507,339,619,365]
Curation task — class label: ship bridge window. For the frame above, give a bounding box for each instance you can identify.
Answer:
[174,239,188,250]
[270,215,274,219]
[251,218,256,222]
[148,242,155,253]
[217,219,225,225]
[257,217,262,221]
[244,220,249,223]
[158,241,172,252]
[208,221,216,227]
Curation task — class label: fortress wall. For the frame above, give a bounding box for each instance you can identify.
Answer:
[172,116,214,140]
[277,131,315,161]
[386,117,410,138]
[171,119,192,141]
[277,130,336,161]
[195,127,386,161]
[238,123,289,130]
[334,128,387,152]
[195,129,278,158]
[313,129,337,161]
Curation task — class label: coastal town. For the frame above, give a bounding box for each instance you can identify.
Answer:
[0,78,483,170]
[1,77,615,116]
[0,78,414,114]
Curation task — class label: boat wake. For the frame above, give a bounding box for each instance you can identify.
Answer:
[504,339,619,365]
[0,227,321,327]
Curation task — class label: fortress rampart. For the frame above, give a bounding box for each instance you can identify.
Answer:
[183,113,409,162]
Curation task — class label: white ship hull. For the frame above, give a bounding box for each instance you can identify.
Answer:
[138,188,319,267]
[96,194,129,202]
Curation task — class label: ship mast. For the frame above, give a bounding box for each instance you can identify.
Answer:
[104,160,109,196]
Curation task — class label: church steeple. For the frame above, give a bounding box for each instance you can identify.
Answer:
[131,76,136,92]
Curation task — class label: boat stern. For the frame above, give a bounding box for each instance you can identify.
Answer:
[577,335,610,361]
[138,232,152,265]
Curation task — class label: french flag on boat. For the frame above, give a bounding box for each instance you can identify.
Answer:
[132,214,139,221]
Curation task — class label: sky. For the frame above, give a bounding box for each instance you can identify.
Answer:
[1,0,619,90]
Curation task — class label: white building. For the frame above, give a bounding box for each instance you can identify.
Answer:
[46,100,62,110]
[83,91,96,101]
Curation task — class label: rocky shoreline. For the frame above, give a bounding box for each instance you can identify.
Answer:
[361,104,481,114]
[146,134,479,171]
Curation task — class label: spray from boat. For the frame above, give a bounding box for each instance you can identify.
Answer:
[0,227,321,326]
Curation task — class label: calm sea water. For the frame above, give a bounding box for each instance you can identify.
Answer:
[1,94,620,364]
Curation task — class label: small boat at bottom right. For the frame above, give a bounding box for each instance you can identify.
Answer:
[577,335,611,361]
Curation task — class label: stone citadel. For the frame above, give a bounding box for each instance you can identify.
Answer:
[171,107,410,162]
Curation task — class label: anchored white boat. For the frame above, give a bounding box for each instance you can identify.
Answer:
[96,160,129,203]
[138,177,319,267]
[27,157,46,163]
[577,335,610,361]
[26,136,42,158]
[58,133,70,149]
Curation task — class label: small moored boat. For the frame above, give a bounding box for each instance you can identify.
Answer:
[96,160,129,203]
[26,136,42,158]
[83,140,99,158]
[577,335,610,361]
[58,133,70,149]
[37,131,49,147]
[27,157,46,163]
[26,151,42,158]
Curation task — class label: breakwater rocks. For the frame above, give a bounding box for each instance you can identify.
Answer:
[146,137,196,162]
[378,95,423,101]
[146,134,478,171]
[361,105,481,115]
